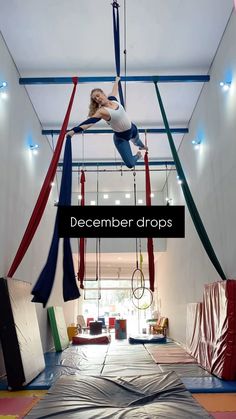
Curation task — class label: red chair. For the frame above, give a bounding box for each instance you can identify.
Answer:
[108,317,116,330]
[86,317,94,327]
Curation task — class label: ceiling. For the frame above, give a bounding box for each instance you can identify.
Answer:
[0,1,233,172]
[0,0,233,269]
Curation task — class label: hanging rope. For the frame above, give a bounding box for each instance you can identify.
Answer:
[144,133,155,292]
[78,170,86,289]
[154,81,226,280]
[112,0,125,107]
[7,78,78,278]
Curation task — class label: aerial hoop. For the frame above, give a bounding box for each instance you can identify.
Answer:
[131,267,145,300]
[131,286,153,310]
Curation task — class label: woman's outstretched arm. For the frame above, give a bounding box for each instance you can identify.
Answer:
[110,76,121,98]
[67,110,103,136]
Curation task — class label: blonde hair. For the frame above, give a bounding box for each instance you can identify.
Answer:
[88,88,104,117]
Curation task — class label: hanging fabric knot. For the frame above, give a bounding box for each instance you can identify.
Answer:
[80,170,85,183]
[72,76,78,85]
[112,1,120,9]
[80,281,84,290]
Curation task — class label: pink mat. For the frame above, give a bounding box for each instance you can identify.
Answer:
[150,353,197,364]
[72,334,110,344]
[211,413,236,419]
[147,348,188,354]
[0,397,39,416]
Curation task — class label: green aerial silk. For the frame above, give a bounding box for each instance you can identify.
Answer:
[154,82,226,280]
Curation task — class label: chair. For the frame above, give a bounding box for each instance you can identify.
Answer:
[77,315,89,333]
[150,317,168,336]
[98,317,106,327]
[108,317,116,330]
[98,317,107,332]
[86,317,94,327]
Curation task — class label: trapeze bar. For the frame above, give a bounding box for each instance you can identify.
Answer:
[19,75,210,85]
[58,160,175,167]
[42,128,188,135]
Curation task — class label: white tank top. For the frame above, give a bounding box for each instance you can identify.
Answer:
[104,101,131,132]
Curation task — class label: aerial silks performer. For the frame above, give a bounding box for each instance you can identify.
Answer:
[67,77,148,169]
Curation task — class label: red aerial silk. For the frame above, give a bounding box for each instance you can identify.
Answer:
[78,170,86,288]
[144,151,155,292]
[8,78,78,278]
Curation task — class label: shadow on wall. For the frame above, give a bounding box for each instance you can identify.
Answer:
[0,343,6,378]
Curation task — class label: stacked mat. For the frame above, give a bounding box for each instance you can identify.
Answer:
[186,280,236,380]
[0,277,45,389]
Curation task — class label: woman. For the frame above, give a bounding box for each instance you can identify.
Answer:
[67,77,148,169]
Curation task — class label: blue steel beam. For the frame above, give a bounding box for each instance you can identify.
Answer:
[42,128,188,135]
[20,75,210,85]
[58,160,175,167]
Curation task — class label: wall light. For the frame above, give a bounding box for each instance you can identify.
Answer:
[0,81,7,89]
[176,175,183,185]
[0,81,8,99]
[166,197,173,206]
[220,81,231,92]
[103,194,109,199]
[115,200,120,205]
[191,138,201,150]
[125,193,131,199]
[29,144,39,154]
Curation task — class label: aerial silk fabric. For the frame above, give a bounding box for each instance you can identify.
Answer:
[144,152,155,292]
[7,78,78,278]
[32,136,80,306]
[154,82,226,280]
[78,170,86,289]
[112,1,125,107]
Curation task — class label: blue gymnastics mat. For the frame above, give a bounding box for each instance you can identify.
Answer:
[0,365,80,390]
[182,377,236,393]
[129,334,167,344]
[0,349,104,390]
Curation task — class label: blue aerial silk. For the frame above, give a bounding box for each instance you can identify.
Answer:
[32,135,80,307]
[112,1,125,107]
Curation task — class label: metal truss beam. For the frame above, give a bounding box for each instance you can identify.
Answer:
[58,160,175,168]
[43,128,188,135]
[20,75,210,85]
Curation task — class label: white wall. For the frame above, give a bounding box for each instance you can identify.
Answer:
[0,33,76,375]
[156,12,236,344]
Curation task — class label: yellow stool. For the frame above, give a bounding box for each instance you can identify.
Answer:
[67,324,78,341]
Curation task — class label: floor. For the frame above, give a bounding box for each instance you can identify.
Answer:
[0,337,236,418]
